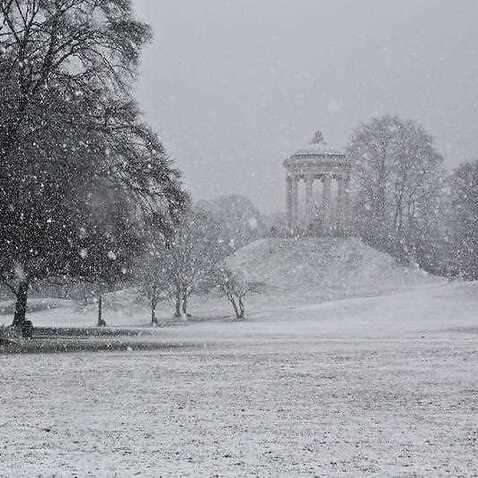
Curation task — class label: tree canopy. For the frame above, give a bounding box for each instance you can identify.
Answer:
[0,0,187,331]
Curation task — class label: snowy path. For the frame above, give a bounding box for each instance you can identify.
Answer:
[1,282,477,477]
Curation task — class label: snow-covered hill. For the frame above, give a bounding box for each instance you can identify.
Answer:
[228,237,443,303]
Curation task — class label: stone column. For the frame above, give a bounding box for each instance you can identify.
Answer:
[322,174,331,231]
[337,176,345,231]
[286,175,293,230]
[343,174,351,232]
[291,176,299,230]
[305,176,314,227]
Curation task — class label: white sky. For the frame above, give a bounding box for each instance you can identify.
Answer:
[134,0,478,213]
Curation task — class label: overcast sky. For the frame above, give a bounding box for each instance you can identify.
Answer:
[134,0,478,213]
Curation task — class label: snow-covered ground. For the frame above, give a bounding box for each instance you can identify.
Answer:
[1,239,477,476]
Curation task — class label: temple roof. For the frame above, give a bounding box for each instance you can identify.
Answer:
[283,130,349,173]
[290,130,344,158]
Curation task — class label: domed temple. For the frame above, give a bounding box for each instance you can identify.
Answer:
[284,131,352,235]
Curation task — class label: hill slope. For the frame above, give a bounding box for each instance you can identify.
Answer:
[228,237,442,303]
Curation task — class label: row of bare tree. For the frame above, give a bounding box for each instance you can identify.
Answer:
[139,207,260,324]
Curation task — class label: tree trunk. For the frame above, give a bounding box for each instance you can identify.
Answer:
[97,293,106,327]
[182,295,190,318]
[12,279,29,330]
[226,292,240,319]
[238,297,245,320]
[174,291,182,318]
[151,297,158,325]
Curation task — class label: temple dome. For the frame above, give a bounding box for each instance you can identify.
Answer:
[292,141,343,157]
[290,130,344,159]
[284,130,347,171]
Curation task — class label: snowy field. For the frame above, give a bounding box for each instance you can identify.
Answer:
[1,240,478,477]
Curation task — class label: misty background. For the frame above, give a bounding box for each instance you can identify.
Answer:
[134,0,478,213]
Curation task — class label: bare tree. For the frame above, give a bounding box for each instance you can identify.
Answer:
[196,195,265,251]
[138,235,174,326]
[447,160,478,280]
[348,115,445,268]
[216,268,258,320]
[166,210,230,319]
